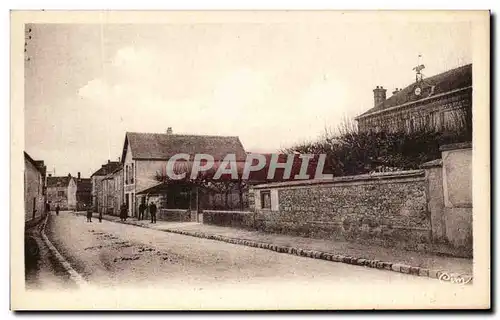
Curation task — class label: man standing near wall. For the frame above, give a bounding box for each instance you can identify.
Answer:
[149,202,157,224]
[138,202,146,221]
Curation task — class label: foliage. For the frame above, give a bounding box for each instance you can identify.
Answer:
[282,107,472,176]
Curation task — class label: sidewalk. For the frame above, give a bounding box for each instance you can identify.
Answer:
[75,211,473,283]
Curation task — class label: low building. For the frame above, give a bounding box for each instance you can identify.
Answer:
[355,64,472,133]
[46,174,76,210]
[120,129,247,219]
[24,152,46,222]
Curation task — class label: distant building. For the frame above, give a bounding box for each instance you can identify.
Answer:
[101,164,123,216]
[75,172,92,211]
[46,174,76,210]
[355,64,472,133]
[24,152,46,222]
[90,160,121,213]
[120,129,247,218]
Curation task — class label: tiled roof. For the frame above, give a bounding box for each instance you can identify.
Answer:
[91,161,121,177]
[122,132,247,162]
[46,176,71,188]
[356,63,472,119]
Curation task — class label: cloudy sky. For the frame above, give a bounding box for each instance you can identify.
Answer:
[24,16,472,177]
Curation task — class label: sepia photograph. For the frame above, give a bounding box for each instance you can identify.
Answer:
[11,10,490,310]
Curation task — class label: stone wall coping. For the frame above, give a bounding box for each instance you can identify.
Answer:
[161,208,190,213]
[439,142,472,152]
[251,169,425,189]
[420,159,443,169]
[204,210,253,214]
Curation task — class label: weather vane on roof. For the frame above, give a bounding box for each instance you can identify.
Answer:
[413,54,425,83]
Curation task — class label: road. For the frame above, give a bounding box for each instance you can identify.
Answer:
[24,217,77,291]
[29,211,479,308]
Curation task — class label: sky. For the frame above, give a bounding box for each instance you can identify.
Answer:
[24,18,472,177]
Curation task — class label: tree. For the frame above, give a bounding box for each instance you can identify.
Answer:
[282,109,472,176]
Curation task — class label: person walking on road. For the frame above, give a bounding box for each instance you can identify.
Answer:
[86,208,93,222]
[98,210,103,223]
[55,205,60,216]
[149,201,157,224]
[45,202,51,215]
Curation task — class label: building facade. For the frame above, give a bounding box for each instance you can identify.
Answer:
[75,173,92,211]
[100,165,123,216]
[355,64,472,133]
[46,174,75,210]
[24,152,46,222]
[90,160,121,214]
[120,130,247,218]
[67,177,77,210]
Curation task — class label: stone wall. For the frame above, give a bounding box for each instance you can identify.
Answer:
[246,142,473,258]
[157,209,191,222]
[251,171,431,252]
[203,210,255,229]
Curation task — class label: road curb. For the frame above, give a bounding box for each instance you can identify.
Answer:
[40,214,89,289]
[89,212,473,285]
[162,228,473,285]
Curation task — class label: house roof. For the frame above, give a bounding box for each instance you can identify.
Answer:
[111,163,123,174]
[121,132,247,162]
[46,176,72,188]
[24,151,46,176]
[76,178,92,193]
[356,63,472,119]
[91,161,121,177]
[103,164,124,180]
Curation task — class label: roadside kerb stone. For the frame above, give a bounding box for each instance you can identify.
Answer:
[90,213,473,284]
[400,265,411,274]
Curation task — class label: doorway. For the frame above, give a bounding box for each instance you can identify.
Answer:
[125,194,130,216]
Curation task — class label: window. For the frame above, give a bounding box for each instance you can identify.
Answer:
[125,165,129,184]
[429,112,437,130]
[58,190,65,197]
[131,163,134,184]
[260,190,271,209]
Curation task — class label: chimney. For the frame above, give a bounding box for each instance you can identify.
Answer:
[373,86,387,107]
[78,172,81,179]
[166,127,173,135]
[392,88,400,95]
[108,159,111,164]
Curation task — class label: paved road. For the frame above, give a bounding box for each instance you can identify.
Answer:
[39,211,478,308]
